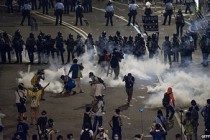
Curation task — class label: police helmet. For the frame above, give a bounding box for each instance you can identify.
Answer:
[29,33,34,38]
[89,72,94,77]
[191,100,196,106]
[102,31,106,36]
[77,34,81,38]
[88,33,92,38]
[116,31,120,36]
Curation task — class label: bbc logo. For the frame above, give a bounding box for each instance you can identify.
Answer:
[201,135,210,138]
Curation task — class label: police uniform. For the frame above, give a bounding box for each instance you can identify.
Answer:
[105,2,114,26]
[26,33,36,64]
[75,3,84,26]
[55,1,64,25]
[56,33,65,64]
[127,1,138,26]
[20,2,31,26]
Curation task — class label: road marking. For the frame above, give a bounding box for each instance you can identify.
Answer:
[32,11,88,39]
[174,112,188,140]
[93,6,141,34]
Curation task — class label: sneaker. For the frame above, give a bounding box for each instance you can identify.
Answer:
[80,90,84,93]
[72,91,77,95]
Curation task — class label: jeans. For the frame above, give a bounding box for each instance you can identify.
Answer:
[165,105,175,120]
[93,116,103,132]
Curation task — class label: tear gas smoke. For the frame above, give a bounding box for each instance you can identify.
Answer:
[18,50,210,108]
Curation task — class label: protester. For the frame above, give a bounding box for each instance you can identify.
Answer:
[46,119,58,140]
[66,133,76,140]
[37,110,48,140]
[201,99,210,133]
[162,87,175,121]
[92,96,104,132]
[182,111,194,140]
[188,100,199,140]
[150,123,167,140]
[109,109,122,140]
[15,83,27,121]
[60,75,76,95]
[68,58,84,93]
[26,83,50,125]
[80,124,94,140]
[175,133,182,140]
[155,110,167,140]
[123,73,135,105]
[16,117,29,140]
[82,106,93,130]
[95,127,109,140]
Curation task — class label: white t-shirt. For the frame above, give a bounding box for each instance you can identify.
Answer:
[15,89,27,104]
[94,83,105,97]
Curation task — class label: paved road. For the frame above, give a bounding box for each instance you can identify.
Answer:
[0,1,208,140]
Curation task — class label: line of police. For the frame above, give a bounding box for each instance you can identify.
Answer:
[1,28,210,68]
[5,0,92,14]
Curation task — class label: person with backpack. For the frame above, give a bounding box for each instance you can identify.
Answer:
[16,117,29,140]
[95,127,109,140]
[60,75,76,95]
[182,111,194,140]
[109,109,122,140]
[155,110,167,139]
[123,73,135,105]
[37,110,48,140]
[26,83,50,125]
[201,99,210,133]
[80,124,94,140]
[188,100,199,140]
[162,87,175,121]
[82,106,93,130]
[15,83,27,121]
[89,72,105,87]
[175,9,185,37]
[75,1,84,26]
[92,96,104,133]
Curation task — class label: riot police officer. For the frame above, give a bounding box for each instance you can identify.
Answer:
[3,32,12,64]
[85,33,94,51]
[75,34,85,57]
[12,30,24,64]
[66,34,75,63]
[75,1,84,26]
[127,0,138,26]
[26,33,36,64]
[56,32,65,64]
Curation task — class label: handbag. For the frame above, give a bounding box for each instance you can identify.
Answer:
[17,90,26,104]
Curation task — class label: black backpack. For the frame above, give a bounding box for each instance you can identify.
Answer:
[80,129,92,140]
[162,93,170,107]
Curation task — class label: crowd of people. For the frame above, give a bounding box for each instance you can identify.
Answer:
[1,0,210,140]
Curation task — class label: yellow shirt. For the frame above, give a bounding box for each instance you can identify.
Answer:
[27,89,42,107]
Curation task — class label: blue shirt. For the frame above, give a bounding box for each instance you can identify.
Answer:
[17,122,29,140]
[69,64,83,79]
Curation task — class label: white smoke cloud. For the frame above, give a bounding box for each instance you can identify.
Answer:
[17,50,210,108]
